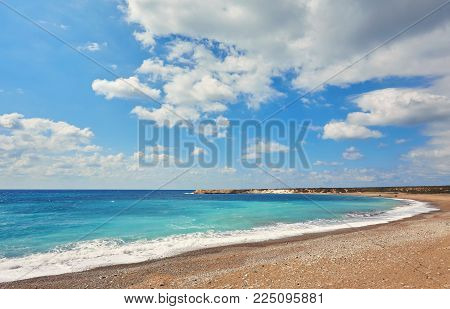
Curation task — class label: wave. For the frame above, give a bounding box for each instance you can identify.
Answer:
[0,198,437,283]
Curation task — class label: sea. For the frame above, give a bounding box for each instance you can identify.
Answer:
[0,190,436,282]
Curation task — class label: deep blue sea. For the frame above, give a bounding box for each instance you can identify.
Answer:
[0,190,435,282]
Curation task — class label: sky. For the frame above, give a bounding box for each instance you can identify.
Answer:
[0,0,449,189]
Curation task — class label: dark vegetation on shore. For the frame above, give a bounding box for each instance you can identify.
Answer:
[194,185,450,194]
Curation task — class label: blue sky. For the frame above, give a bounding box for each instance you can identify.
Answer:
[0,0,449,189]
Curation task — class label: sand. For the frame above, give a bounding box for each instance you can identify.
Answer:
[1,192,449,289]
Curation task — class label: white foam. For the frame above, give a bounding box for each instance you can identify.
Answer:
[0,198,437,283]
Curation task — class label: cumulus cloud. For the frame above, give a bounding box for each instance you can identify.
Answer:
[323,88,450,140]
[0,113,129,179]
[79,1,450,183]
[243,140,289,160]
[342,146,363,160]
[2,112,445,187]
[125,0,450,92]
[90,0,450,126]
[347,89,450,126]
[198,115,230,138]
[92,76,160,100]
[130,42,279,124]
[131,105,199,126]
[0,113,94,154]
[0,112,23,129]
[126,0,307,65]
[324,88,450,174]
[136,58,185,79]
[323,121,382,140]
[0,113,187,184]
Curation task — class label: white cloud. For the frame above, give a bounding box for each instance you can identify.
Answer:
[323,88,450,140]
[132,47,265,125]
[0,113,191,184]
[395,138,408,144]
[115,0,450,127]
[198,115,230,138]
[348,88,450,126]
[0,113,129,179]
[125,0,450,92]
[0,112,23,128]
[137,58,185,79]
[89,0,446,127]
[293,22,450,94]
[242,152,260,160]
[191,75,236,103]
[131,47,272,125]
[167,40,196,61]
[215,115,229,127]
[404,122,450,175]
[134,150,174,166]
[192,146,205,156]
[76,1,450,184]
[133,30,155,47]
[126,0,308,67]
[323,121,382,140]
[0,113,94,154]
[325,87,450,175]
[1,112,445,187]
[306,168,379,184]
[342,146,363,160]
[108,1,297,123]
[244,140,289,160]
[161,44,277,112]
[78,42,107,52]
[247,140,289,154]
[131,105,199,126]
[312,160,342,166]
[147,144,167,153]
[92,76,160,100]
[215,115,230,138]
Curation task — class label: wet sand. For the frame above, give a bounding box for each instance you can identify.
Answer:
[1,193,449,289]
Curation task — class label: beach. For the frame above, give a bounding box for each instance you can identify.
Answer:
[1,192,448,289]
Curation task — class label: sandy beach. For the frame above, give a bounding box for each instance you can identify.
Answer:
[1,192,449,289]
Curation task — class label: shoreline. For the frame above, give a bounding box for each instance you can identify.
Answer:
[193,185,450,195]
[0,195,433,282]
[1,192,449,288]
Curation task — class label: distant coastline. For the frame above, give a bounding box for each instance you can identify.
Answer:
[194,185,450,195]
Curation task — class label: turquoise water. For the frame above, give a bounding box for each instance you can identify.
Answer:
[0,190,434,282]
